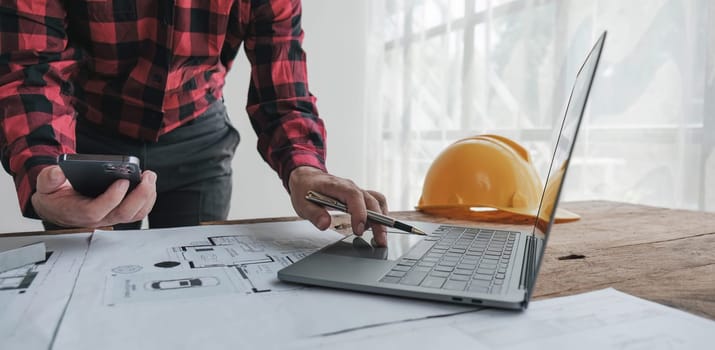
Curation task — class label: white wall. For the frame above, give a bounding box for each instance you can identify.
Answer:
[0,0,369,233]
[224,0,369,220]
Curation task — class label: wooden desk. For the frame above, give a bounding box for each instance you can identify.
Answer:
[11,201,715,320]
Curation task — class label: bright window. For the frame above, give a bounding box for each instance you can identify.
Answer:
[368,0,714,212]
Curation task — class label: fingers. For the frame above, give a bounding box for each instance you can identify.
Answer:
[363,190,387,247]
[36,166,69,194]
[129,171,158,222]
[82,179,131,224]
[287,166,391,245]
[104,171,157,225]
[308,178,388,241]
[344,188,367,236]
[33,169,159,229]
[366,190,388,214]
[316,179,368,236]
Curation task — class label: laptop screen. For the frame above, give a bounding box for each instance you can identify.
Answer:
[527,32,606,297]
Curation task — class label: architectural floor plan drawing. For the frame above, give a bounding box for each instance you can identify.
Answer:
[105,223,339,306]
[0,233,91,350]
[53,221,474,350]
[172,232,320,294]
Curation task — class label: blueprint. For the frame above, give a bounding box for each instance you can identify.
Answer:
[103,224,325,305]
[293,288,715,349]
[0,233,91,350]
[9,222,715,349]
[52,221,474,349]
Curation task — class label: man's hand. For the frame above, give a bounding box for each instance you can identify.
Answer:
[288,166,389,247]
[31,165,157,228]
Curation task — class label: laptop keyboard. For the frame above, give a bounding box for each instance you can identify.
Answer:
[379,225,517,294]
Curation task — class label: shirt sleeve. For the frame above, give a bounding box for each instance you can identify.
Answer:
[0,1,79,218]
[243,0,327,191]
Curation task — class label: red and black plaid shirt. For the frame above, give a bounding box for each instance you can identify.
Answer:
[0,0,327,218]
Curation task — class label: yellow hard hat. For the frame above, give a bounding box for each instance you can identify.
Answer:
[416,134,579,223]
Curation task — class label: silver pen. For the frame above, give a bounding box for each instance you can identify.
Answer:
[305,191,427,235]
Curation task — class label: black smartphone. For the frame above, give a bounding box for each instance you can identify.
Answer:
[57,154,141,197]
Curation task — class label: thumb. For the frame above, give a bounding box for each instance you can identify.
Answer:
[36,165,67,194]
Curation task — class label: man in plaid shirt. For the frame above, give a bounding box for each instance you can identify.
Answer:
[0,0,388,245]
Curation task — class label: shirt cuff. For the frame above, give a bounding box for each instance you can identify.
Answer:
[4,153,62,219]
[279,151,327,192]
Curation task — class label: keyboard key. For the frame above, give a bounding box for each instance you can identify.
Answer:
[453,269,472,276]
[438,260,457,267]
[496,273,506,279]
[417,261,436,268]
[457,263,477,270]
[461,257,479,264]
[449,274,470,281]
[473,273,492,281]
[420,276,446,289]
[392,265,411,272]
[398,259,417,266]
[443,280,467,291]
[434,266,454,272]
[380,276,401,284]
[494,279,504,285]
[430,271,450,278]
[387,270,407,278]
[400,270,428,286]
[403,240,437,260]
[476,268,494,275]
[491,285,502,294]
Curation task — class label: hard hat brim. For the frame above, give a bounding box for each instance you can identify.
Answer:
[415,204,580,223]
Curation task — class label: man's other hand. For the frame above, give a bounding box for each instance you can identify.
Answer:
[31,165,157,228]
[288,166,388,247]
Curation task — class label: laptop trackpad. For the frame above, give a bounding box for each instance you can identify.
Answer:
[322,231,424,261]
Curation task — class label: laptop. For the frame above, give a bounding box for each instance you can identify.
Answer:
[278,32,607,310]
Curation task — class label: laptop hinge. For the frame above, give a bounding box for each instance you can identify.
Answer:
[519,235,537,290]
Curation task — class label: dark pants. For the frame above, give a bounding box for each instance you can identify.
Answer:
[43,101,240,230]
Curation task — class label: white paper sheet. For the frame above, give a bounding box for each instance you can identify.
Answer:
[0,233,91,350]
[52,221,474,349]
[293,288,715,349]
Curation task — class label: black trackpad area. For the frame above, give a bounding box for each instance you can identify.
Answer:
[322,231,424,261]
